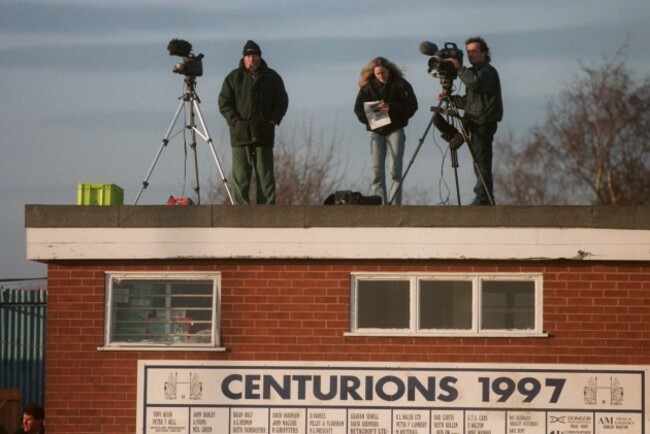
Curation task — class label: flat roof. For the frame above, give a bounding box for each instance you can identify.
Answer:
[25,205,650,263]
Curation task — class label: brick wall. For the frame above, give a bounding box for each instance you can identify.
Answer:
[44,260,650,432]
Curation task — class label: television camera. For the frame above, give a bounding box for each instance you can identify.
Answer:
[418,41,463,92]
[167,38,204,77]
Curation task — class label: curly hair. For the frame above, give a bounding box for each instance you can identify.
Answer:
[359,57,404,87]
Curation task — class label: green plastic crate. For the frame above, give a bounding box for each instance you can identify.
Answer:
[77,183,124,205]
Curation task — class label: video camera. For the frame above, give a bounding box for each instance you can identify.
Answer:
[419,41,463,79]
[167,39,204,77]
[418,41,466,149]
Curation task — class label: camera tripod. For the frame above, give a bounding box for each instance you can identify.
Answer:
[133,76,233,205]
[388,89,494,206]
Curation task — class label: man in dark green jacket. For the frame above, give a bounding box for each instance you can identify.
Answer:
[219,40,289,204]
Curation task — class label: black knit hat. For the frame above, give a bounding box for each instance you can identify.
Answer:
[242,40,261,56]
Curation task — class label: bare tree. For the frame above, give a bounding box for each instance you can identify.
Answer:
[495,50,650,205]
[274,118,349,204]
[495,130,581,205]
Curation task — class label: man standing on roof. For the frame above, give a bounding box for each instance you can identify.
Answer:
[219,40,289,204]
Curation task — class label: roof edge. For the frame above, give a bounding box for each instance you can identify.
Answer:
[24,204,650,230]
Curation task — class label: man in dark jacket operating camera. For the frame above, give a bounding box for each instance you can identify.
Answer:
[219,40,289,204]
[441,36,503,205]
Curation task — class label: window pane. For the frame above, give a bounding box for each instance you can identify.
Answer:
[357,280,409,329]
[419,280,472,329]
[169,282,214,341]
[481,281,535,330]
[111,279,215,344]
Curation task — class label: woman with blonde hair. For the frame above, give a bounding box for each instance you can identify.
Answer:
[354,57,418,205]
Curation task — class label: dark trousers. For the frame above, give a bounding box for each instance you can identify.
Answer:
[231,145,276,204]
[467,122,497,205]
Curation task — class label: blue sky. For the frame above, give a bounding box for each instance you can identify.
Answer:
[1,0,649,279]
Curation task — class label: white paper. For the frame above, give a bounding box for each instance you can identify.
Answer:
[363,101,391,130]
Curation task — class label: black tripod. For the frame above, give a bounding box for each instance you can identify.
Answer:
[133,76,233,205]
[388,87,494,206]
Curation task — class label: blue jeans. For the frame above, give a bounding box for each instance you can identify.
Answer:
[467,123,497,205]
[370,128,405,205]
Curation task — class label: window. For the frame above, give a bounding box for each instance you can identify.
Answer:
[350,273,543,337]
[104,272,221,349]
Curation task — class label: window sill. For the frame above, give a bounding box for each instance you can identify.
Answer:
[97,345,228,352]
[344,331,549,338]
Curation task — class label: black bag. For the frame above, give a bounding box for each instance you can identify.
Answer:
[323,191,383,205]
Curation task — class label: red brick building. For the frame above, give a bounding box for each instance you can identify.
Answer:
[25,205,650,433]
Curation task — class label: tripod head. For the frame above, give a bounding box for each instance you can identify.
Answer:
[438,77,455,96]
[181,76,201,103]
[184,76,197,87]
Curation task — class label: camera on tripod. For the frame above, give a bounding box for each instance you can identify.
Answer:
[420,41,463,79]
[417,41,466,150]
[419,41,463,92]
[134,39,234,205]
[167,39,204,77]
[429,42,463,79]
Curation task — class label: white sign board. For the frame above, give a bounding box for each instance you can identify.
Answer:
[137,361,649,433]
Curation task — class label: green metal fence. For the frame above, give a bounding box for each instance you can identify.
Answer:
[0,284,47,409]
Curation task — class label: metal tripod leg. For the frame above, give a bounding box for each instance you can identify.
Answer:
[133,78,234,205]
[187,98,202,204]
[432,95,463,205]
[387,100,441,205]
[133,98,186,205]
[449,143,461,206]
[389,93,494,206]
[190,99,234,204]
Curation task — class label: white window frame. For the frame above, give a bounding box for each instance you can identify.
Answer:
[348,272,545,338]
[100,271,224,351]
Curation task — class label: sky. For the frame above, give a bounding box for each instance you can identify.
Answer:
[1,0,649,280]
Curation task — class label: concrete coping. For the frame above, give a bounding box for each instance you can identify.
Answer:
[24,205,650,230]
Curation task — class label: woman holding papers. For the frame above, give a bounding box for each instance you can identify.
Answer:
[354,57,418,205]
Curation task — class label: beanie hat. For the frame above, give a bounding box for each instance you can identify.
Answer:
[242,40,261,56]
